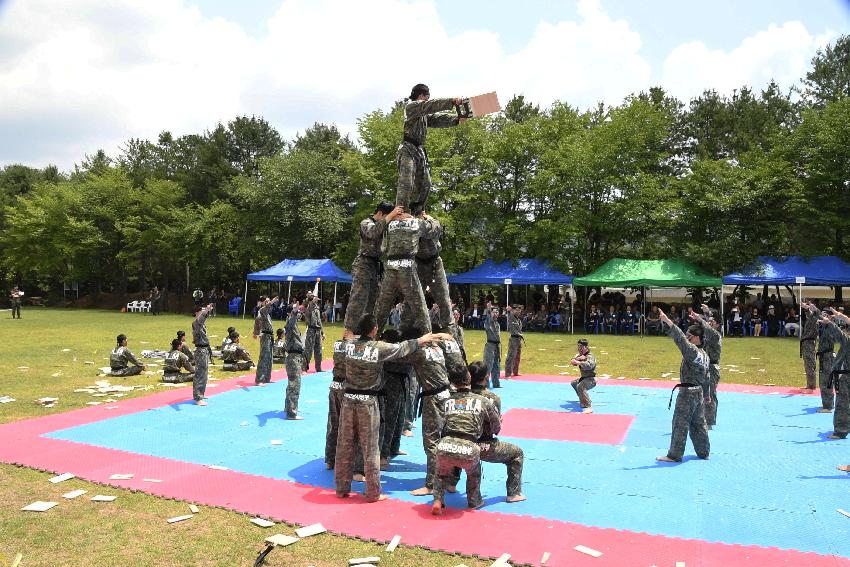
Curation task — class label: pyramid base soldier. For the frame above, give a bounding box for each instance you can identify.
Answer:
[326,332,354,468]
[284,306,306,419]
[380,330,411,467]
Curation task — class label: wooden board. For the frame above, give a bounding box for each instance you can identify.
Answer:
[469,92,501,117]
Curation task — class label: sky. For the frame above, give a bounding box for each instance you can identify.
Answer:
[0,0,848,170]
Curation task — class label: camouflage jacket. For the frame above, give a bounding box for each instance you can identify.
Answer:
[332,338,352,382]
[439,336,465,371]
[471,385,502,441]
[575,352,597,379]
[180,343,195,363]
[110,346,142,370]
[163,349,194,374]
[664,321,710,394]
[253,299,279,336]
[402,98,458,147]
[416,215,442,260]
[801,310,819,341]
[818,320,839,354]
[384,217,437,260]
[192,305,213,346]
[404,342,450,391]
[285,310,304,353]
[305,301,323,330]
[222,342,252,363]
[451,324,465,351]
[507,312,523,337]
[441,389,501,442]
[358,216,388,258]
[484,315,501,344]
[697,316,722,364]
[344,337,419,391]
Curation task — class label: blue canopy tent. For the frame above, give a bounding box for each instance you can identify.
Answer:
[448,259,574,330]
[244,258,352,318]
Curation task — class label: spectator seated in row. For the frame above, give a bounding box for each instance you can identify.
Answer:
[785,307,800,336]
[645,305,662,335]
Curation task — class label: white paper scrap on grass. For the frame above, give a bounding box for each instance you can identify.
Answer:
[574,545,602,558]
[167,514,193,524]
[48,472,75,483]
[490,553,511,566]
[21,501,58,512]
[189,504,200,513]
[295,523,326,537]
[109,474,134,480]
[251,517,275,528]
[62,489,87,499]
[0,396,16,403]
[265,534,299,547]
[91,495,117,502]
[349,557,380,565]
[386,535,401,552]
[838,508,850,518]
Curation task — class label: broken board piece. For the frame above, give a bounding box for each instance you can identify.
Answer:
[142,478,163,483]
[21,501,58,512]
[48,472,75,483]
[167,514,193,524]
[270,439,283,446]
[541,551,551,564]
[468,91,501,117]
[490,553,511,566]
[189,504,200,513]
[574,545,602,558]
[265,534,299,547]
[295,523,326,537]
[251,517,275,528]
[91,495,117,502]
[676,563,686,567]
[0,396,16,403]
[62,489,87,499]
[10,553,22,567]
[838,508,850,518]
[349,557,380,565]
[386,534,401,552]
[109,473,134,480]
[208,464,229,470]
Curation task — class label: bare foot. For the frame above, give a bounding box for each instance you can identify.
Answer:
[828,434,846,440]
[800,388,814,394]
[817,408,833,413]
[325,462,333,470]
[410,487,432,496]
[656,455,678,462]
[582,407,593,414]
[838,465,850,472]
[431,501,443,515]
[195,400,207,406]
[287,415,304,420]
[506,494,527,503]
[336,492,349,498]
[395,449,408,456]
[377,493,388,501]
[380,458,389,471]
[352,473,365,482]
[402,430,414,437]
[446,485,457,493]
[468,501,485,510]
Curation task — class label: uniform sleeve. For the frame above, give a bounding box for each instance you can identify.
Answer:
[182,354,195,373]
[666,322,697,361]
[360,217,387,240]
[428,113,460,128]
[253,316,262,336]
[579,353,596,373]
[418,217,440,240]
[239,345,253,363]
[485,398,502,437]
[376,339,419,363]
[697,317,720,343]
[405,98,456,120]
[126,349,143,367]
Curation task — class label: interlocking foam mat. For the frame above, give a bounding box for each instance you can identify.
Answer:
[2,366,849,566]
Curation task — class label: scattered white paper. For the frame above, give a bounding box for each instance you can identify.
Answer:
[541,551,551,564]
[265,534,300,547]
[86,402,103,406]
[109,474,134,480]
[240,421,249,427]
[91,495,117,502]
[295,523,326,537]
[490,553,511,566]
[386,535,401,552]
[750,357,760,360]
[49,472,75,483]
[84,361,94,365]
[142,478,162,483]
[251,517,275,528]
[18,366,29,370]
[838,508,850,518]
[676,562,686,567]
[0,396,15,403]
[574,545,602,558]
[62,489,87,499]
[21,501,58,512]
[167,514,193,524]
[51,372,61,378]
[270,440,283,446]
[62,348,71,352]
[189,504,199,514]
[207,465,229,470]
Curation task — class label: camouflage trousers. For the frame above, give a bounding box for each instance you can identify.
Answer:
[325,383,344,467]
[255,334,273,384]
[705,363,720,426]
[162,372,193,384]
[223,361,253,371]
[334,396,382,501]
[343,255,381,332]
[404,373,419,431]
[819,352,836,410]
[380,372,408,459]
[110,366,142,378]
[193,347,210,402]
[802,340,817,390]
[480,438,524,497]
[571,376,596,408]
[421,389,449,489]
[416,257,452,330]
[11,300,21,318]
[285,353,302,418]
[484,342,502,388]
[303,328,323,372]
[833,373,850,437]
[434,438,482,508]
[374,266,430,335]
[667,386,710,461]
[505,337,523,377]
[396,142,430,215]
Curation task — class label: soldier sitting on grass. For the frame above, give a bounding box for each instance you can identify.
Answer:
[110,334,146,377]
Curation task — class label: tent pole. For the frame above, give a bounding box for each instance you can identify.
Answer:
[642,286,646,337]
[287,281,292,304]
[242,279,248,318]
[720,286,725,336]
[333,282,338,323]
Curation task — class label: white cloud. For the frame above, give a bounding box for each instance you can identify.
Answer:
[0,0,838,169]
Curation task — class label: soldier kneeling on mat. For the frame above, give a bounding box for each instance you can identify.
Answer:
[162,338,195,383]
[432,362,501,515]
[222,331,255,371]
[110,334,146,377]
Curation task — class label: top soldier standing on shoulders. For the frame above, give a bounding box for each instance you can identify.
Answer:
[397,84,466,215]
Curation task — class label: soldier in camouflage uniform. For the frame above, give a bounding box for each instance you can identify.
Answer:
[656,308,710,462]
[273,328,286,363]
[373,213,439,335]
[451,308,466,356]
[162,338,195,383]
[253,296,280,385]
[416,212,452,330]
[431,363,501,515]
[380,328,413,468]
[483,306,502,388]
[326,330,354,469]
[303,294,324,372]
[803,304,850,439]
[397,84,465,215]
[9,286,23,319]
[800,302,819,392]
[192,303,215,405]
[469,360,526,503]
[176,331,195,364]
[504,305,524,377]
[284,304,305,419]
[109,334,146,377]
[570,338,597,413]
[335,314,436,502]
[344,203,403,332]
[817,316,838,412]
[221,332,254,371]
[219,326,236,355]
[694,305,722,428]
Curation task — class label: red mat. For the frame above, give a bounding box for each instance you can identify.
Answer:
[500,408,634,445]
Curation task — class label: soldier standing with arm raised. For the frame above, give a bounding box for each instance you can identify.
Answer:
[504,305,524,378]
[800,301,819,393]
[694,305,723,429]
[303,293,325,372]
[191,303,214,406]
[253,295,280,385]
[284,302,306,419]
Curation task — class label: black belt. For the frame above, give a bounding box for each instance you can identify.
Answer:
[261,331,273,336]
[308,326,321,330]
[416,383,450,417]
[332,377,345,383]
[668,382,701,409]
[194,344,210,348]
[288,349,303,354]
[403,135,423,147]
[487,340,500,344]
[387,254,415,260]
[345,388,386,396]
[801,338,816,342]
[358,253,380,260]
[442,431,479,443]
[510,334,523,339]
[417,255,439,262]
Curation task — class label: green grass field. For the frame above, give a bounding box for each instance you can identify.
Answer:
[0,308,810,566]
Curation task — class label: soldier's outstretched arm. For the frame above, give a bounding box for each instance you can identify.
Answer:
[579,353,596,373]
[405,98,458,121]
[375,338,420,363]
[428,113,460,128]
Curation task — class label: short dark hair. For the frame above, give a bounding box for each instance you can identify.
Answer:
[227,326,235,334]
[468,360,488,384]
[116,334,127,345]
[447,363,470,386]
[409,83,430,100]
[193,305,203,315]
[171,338,181,350]
[276,328,284,336]
[374,202,395,215]
[687,324,704,345]
[229,330,240,339]
[176,330,186,339]
[381,328,401,343]
[355,314,376,337]
[577,338,589,347]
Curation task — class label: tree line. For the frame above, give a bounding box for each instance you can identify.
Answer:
[2,36,850,303]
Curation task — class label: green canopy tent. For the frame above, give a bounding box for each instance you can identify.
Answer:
[572,258,723,334]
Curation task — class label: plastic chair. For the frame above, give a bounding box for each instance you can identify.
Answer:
[228,296,242,316]
[139,301,151,313]
[126,301,139,312]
